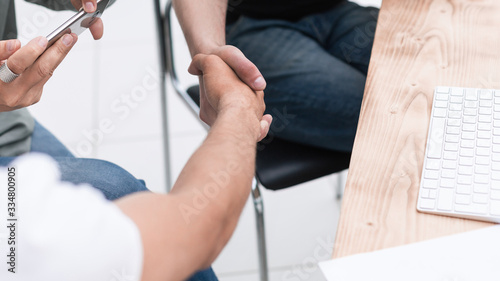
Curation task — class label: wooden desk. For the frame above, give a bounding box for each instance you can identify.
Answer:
[333,0,498,258]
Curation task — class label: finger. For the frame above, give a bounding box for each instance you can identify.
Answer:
[215,46,266,91]
[258,115,273,141]
[0,39,21,61]
[89,18,104,40]
[188,54,208,76]
[82,0,97,12]
[21,34,77,87]
[6,37,48,75]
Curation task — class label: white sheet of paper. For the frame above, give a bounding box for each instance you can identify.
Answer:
[319,226,500,281]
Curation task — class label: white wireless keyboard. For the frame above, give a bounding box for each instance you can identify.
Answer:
[418,86,500,223]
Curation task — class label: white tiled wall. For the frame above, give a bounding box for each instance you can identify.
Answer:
[15,0,381,280]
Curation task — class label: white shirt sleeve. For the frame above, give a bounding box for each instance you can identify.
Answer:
[0,154,143,281]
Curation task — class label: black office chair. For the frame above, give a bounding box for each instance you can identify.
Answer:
[154,1,352,280]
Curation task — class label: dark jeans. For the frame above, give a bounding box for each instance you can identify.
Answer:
[0,121,218,281]
[226,0,379,152]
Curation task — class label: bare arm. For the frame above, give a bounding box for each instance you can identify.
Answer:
[116,55,272,281]
[173,0,267,91]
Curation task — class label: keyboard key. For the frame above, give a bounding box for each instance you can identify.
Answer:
[424,170,439,179]
[476,139,491,148]
[480,89,493,100]
[459,148,473,157]
[494,128,500,135]
[445,135,459,143]
[491,190,500,200]
[480,100,493,107]
[463,108,477,116]
[462,124,476,132]
[493,153,500,162]
[458,165,473,175]
[462,132,475,140]
[476,156,490,165]
[420,189,430,198]
[449,103,462,111]
[442,160,457,169]
[419,198,435,210]
[479,107,492,115]
[496,90,500,97]
[464,101,478,108]
[437,188,454,211]
[450,96,463,104]
[455,202,488,215]
[474,183,489,193]
[490,200,500,216]
[455,194,471,205]
[494,136,500,144]
[476,147,490,156]
[474,174,489,184]
[449,111,461,119]
[433,108,447,117]
[495,104,500,112]
[493,180,500,190]
[459,157,473,166]
[478,123,491,131]
[456,184,472,194]
[460,140,474,148]
[478,131,492,139]
[427,117,445,158]
[447,119,461,127]
[473,194,489,204]
[494,120,500,128]
[437,87,451,94]
[446,126,460,135]
[440,178,455,188]
[429,190,437,199]
[435,93,449,101]
[434,100,448,108]
[445,143,459,151]
[422,179,438,189]
[443,151,458,160]
[457,175,472,184]
[492,173,500,180]
[463,115,477,123]
[475,165,490,175]
[493,163,500,171]
[465,89,478,100]
[441,169,456,179]
[494,112,500,119]
[425,159,440,170]
[493,146,500,153]
[478,115,492,123]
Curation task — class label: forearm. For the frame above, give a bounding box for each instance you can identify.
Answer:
[116,109,260,281]
[173,0,227,56]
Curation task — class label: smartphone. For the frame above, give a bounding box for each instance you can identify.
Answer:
[46,0,111,47]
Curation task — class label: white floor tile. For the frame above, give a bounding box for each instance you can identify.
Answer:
[97,138,166,194]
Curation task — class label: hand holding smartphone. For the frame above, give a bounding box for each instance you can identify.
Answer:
[46,0,110,47]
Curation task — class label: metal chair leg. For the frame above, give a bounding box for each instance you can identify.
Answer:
[251,178,269,281]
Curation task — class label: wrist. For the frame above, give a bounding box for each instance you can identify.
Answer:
[217,108,262,141]
[191,41,224,57]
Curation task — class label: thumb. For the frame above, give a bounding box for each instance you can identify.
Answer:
[214,46,267,91]
[0,39,21,61]
[258,114,273,142]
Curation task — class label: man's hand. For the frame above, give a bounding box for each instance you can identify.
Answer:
[0,35,77,112]
[202,45,266,91]
[189,54,272,141]
[70,0,104,39]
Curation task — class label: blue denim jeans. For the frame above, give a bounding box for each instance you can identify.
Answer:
[0,121,218,281]
[226,0,379,152]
